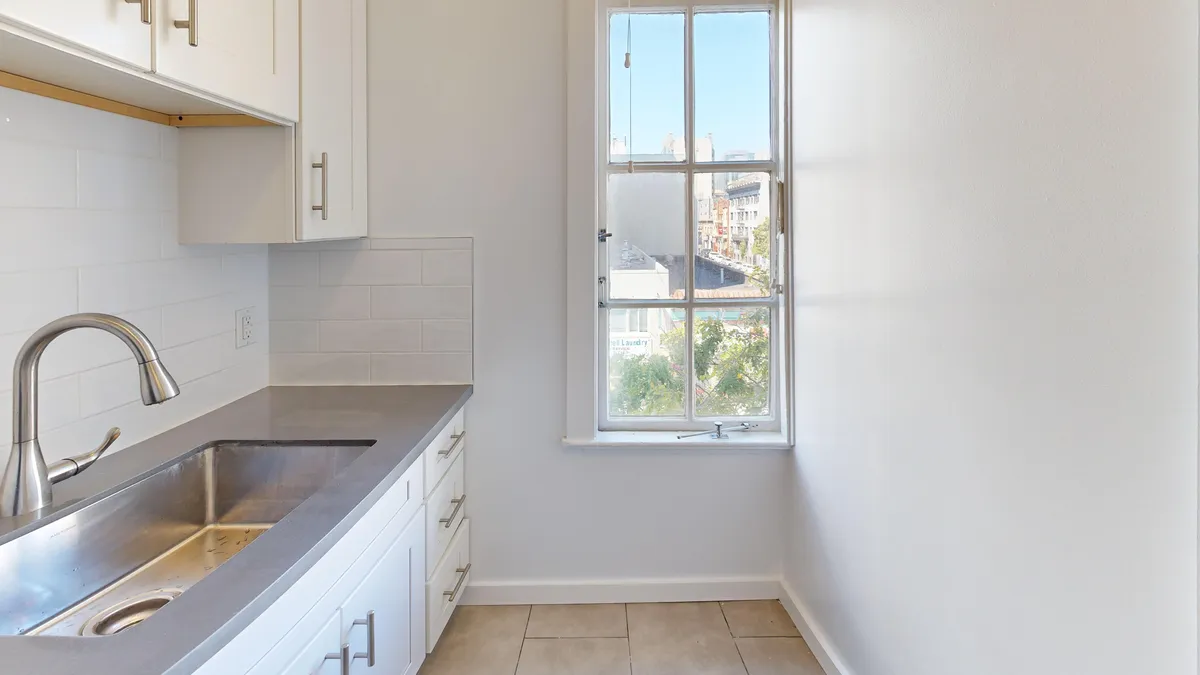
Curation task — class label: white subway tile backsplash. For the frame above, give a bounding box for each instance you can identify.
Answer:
[370,353,472,384]
[270,321,320,353]
[371,286,471,320]
[421,320,472,353]
[80,256,227,314]
[222,252,269,294]
[0,139,77,208]
[271,287,371,321]
[421,250,472,286]
[319,250,421,286]
[161,295,231,348]
[270,237,474,385]
[271,353,371,385]
[0,91,267,465]
[161,334,231,384]
[320,320,421,353]
[269,251,320,287]
[0,269,78,333]
[0,209,161,273]
[370,237,472,250]
[77,150,166,211]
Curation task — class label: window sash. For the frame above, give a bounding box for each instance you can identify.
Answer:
[597,0,781,432]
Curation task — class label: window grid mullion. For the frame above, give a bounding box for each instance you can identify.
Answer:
[683,5,696,423]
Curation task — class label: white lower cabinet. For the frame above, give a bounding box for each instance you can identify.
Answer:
[194,407,471,675]
[272,613,341,675]
[341,516,426,675]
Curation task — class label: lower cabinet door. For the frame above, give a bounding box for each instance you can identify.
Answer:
[341,510,427,675]
[275,612,342,675]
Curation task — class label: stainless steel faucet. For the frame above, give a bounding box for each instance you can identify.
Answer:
[0,313,180,518]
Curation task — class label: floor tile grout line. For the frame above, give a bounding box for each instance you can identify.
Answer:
[512,605,533,675]
[718,601,753,675]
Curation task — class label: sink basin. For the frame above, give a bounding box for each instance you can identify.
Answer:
[0,441,372,637]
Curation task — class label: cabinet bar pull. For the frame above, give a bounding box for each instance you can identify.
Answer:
[312,152,329,220]
[321,643,350,675]
[352,611,376,667]
[443,563,472,602]
[124,0,151,25]
[439,495,466,528]
[173,0,198,46]
[438,431,466,457]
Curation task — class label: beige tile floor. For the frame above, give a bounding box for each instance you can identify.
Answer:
[419,601,825,675]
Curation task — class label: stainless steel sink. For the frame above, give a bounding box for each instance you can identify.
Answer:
[0,441,371,637]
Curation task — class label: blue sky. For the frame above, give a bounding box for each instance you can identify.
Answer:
[609,11,771,160]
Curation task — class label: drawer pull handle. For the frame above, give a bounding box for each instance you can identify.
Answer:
[352,610,376,667]
[443,563,472,602]
[438,431,466,457]
[321,643,350,675]
[312,152,329,220]
[124,0,151,25]
[173,0,198,46]
[439,495,466,528]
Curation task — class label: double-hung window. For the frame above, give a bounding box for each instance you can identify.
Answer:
[572,0,788,440]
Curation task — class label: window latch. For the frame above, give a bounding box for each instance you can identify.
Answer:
[676,421,758,440]
[598,229,613,243]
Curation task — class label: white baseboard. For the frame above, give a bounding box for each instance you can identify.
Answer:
[461,576,782,606]
[778,578,854,675]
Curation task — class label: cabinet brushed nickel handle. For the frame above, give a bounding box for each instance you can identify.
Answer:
[124,0,150,25]
[321,643,350,675]
[173,0,198,46]
[312,152,329,220]
[443,563,471,602]
[438,431,466,457]
[351,610,376,667]
[439,495,466,528]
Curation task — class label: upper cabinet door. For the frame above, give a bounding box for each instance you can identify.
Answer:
[154,0,299,120]
[0,0,153,70]
[297,0,367,241]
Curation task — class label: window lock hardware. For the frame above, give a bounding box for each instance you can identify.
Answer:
[598,276,607,285]
[598,300,607,308]
[676,421,759,440]
[598,229,613,243]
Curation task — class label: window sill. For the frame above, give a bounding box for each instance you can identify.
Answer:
[562,431,792,450]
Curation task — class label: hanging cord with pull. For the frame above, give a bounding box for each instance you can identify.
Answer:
[625,3,633,173]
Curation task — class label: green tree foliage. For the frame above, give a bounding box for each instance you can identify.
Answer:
[609,308,770,418]
[752,217,771,258]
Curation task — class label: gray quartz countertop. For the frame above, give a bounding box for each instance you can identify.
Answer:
[0,384,472,675]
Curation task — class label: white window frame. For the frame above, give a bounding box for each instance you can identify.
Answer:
[565,0,793,448]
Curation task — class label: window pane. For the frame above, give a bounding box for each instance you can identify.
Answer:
[608,307,685,417]
[694,11,772,163]
[606,172,686,300]
[693,307,771,417]
[609,12,685,163]
[694,172,771,298]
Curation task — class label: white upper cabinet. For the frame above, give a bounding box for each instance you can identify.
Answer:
[155,0,299,120]
[177,0,367,243]
[297,0,367,241]
[0,0,154,70]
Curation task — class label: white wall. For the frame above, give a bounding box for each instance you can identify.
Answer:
[366,0,787,590]
[0,87,269,464]
[785,1,1197,674]
[269,237,473,385]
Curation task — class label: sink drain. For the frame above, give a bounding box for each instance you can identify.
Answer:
[80,589,182,636]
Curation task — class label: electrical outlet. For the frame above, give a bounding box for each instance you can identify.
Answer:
[235,307,256,349]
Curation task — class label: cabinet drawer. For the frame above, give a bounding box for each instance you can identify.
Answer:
[426,519,470,651]
[425,451,465,574]
[424,408,466,496]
